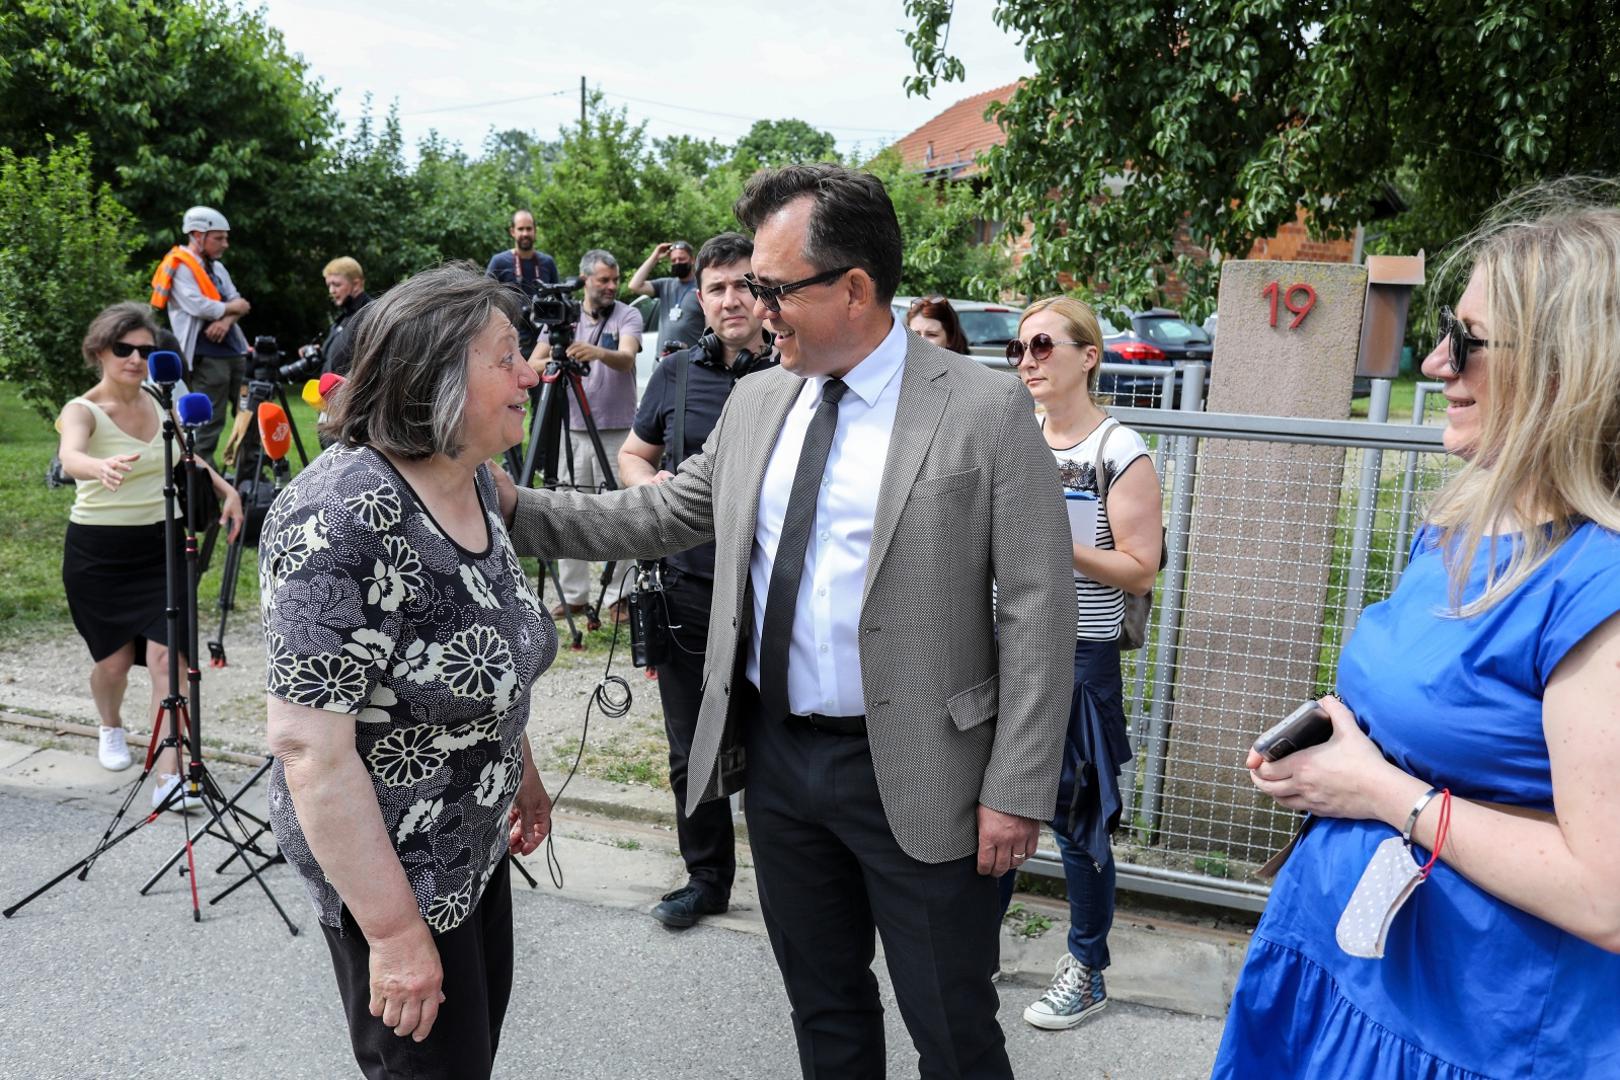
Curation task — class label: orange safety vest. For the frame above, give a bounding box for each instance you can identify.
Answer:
[149,246,221,309]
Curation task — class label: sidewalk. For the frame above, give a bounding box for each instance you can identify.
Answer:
[0,721,1251,1022]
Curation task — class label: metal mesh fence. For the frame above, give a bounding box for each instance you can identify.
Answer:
[1023,405,1459,909]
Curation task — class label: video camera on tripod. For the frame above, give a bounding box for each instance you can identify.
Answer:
[250,333,324,385]
[526,276,586,354]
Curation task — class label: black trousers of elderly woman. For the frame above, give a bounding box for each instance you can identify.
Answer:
[321,857,513,1080]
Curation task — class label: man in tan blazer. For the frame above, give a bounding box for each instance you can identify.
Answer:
[501,164,1073,1079]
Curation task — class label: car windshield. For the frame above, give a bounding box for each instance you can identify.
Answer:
[1097,315,1121,337]
[1138,317,1210,346]
[958,310,1022,346]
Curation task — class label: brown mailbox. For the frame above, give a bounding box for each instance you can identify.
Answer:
[1356,253,1425,379]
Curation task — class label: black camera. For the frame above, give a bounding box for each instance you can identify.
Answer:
[528,277,585,353]
[252,335,323,384]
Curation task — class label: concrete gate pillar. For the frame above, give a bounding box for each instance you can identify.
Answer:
[1158,260,1366,867]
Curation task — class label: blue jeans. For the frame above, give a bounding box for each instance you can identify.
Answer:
[997,831,1116,970]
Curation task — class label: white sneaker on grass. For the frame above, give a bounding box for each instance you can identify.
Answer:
[1024,954,1108,1031]
[152,773,203,812]
[98,726,132,771]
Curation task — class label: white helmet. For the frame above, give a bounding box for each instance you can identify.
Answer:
[182,206,229,234]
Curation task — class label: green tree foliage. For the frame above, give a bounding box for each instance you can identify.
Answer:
[866,149,1011,300]
[0,138,143,422]
[0,0,338,337]
[905,0,1620,316]
[734,119,839,168]
[532,97,738,277]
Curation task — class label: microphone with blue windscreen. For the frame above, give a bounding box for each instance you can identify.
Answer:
[147,349,184,386]
[176,392,213,428]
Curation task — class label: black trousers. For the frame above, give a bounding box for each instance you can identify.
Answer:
[743,699,1010,1080]
[655,570,736,901]
[321,858,514,1080]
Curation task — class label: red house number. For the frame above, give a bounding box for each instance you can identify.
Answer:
[1261,281,1318,329]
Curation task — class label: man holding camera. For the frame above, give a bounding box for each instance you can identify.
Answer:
[618,232,775,929]
[149,205,252,466]
[629,239,706,356]
[318,256,373,378]
[486,208,560,358]
[533,249,643,621]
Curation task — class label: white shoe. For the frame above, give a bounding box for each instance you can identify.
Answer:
[98,726,132,771]
[152,773,203,812]
[1024,954,1109,1031]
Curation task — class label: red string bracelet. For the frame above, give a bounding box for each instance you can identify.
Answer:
[1418,788,1452,879]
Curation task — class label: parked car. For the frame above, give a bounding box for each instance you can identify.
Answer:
[891,297,1024,355]
[1099,307,1213,406]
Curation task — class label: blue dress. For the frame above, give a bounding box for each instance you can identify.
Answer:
[1212,522,1620,1080]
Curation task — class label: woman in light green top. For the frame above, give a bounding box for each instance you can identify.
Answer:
[56,302,242,808]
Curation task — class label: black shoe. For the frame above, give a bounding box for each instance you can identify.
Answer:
[651,884,728,929]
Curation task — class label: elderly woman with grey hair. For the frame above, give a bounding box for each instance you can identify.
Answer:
[259,262,554,1079]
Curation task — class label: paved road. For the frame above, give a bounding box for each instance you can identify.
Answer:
[0,788,1221,1079]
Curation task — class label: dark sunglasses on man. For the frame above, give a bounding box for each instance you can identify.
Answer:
[743,267,852,314]
[1436,305,1512,376]
[109,341,158,359]
[1004,332,1088,369]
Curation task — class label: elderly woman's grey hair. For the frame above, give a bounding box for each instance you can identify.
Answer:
[321,261,522,460]
[579,249,618,277]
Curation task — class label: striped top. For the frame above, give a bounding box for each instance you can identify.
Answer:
[1049,417,1150,640]
[65,395,166,526]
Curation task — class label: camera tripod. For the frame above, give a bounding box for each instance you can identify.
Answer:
[506,349,627,649]
[201,374,310,667]
[5,384,297,933]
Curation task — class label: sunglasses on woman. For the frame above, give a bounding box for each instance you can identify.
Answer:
[109,341,158,359]
[742,267,853,314]
[1004,332,1087,368]
[1437,306,1510,376]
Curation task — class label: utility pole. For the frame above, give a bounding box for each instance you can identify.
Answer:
[580,75,587,134]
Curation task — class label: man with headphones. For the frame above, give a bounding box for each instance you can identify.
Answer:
[618,231,776,929]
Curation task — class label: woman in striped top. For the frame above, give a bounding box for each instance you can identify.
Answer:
[999,295,1163,1031]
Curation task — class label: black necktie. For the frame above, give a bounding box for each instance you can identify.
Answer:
[758,378,849,724]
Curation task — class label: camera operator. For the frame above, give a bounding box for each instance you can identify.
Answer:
[318,256,373,378]
[149,205,252,467]
[629,239,706,356]
[486,209,559,358]
[618,232,775,929]
[532,249,642,621]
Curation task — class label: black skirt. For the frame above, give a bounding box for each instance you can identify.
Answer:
[62,521,188,664]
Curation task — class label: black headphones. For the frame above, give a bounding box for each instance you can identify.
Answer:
[691,329,777,378]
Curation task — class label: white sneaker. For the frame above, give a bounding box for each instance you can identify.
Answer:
[1024,954,1109,1031]
[152,773,203,812]
[98,726,132,771]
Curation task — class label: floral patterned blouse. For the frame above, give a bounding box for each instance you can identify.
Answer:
[259,445,556,932]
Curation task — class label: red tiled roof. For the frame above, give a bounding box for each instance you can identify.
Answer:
[892,80,1023,177]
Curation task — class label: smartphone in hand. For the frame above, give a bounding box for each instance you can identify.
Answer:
[1252,701,1333,762]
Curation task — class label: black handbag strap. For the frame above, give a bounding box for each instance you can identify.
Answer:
[670,350,691,471]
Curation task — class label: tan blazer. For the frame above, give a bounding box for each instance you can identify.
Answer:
[510,331,1074,864]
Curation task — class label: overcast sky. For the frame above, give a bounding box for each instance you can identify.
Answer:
[259,0,1030,159]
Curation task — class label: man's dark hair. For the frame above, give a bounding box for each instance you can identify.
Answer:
[323,261,522,460]
[694,232,754,289]
[733,163,902,303]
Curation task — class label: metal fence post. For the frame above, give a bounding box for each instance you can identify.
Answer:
[1340,379,1392,639]
[1392,381,1444,572]
[1134,362,1204,843]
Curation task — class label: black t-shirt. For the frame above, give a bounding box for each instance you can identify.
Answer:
[485,250,559,356]
[321,291,373,377]
[632,345,768,581]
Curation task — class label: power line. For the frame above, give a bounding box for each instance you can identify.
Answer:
[601,90,907,137]
[403,87,573,118]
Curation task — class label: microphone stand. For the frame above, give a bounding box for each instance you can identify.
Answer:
[4,384,297,934]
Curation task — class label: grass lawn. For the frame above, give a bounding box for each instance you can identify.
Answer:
[0,380,630,657]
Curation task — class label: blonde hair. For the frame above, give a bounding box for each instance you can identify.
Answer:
[322,256,364,283]
[1425,179,1620,615]
[1019,295,1106,396]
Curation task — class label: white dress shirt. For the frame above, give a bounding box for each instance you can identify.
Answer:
[746,316,908,717]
